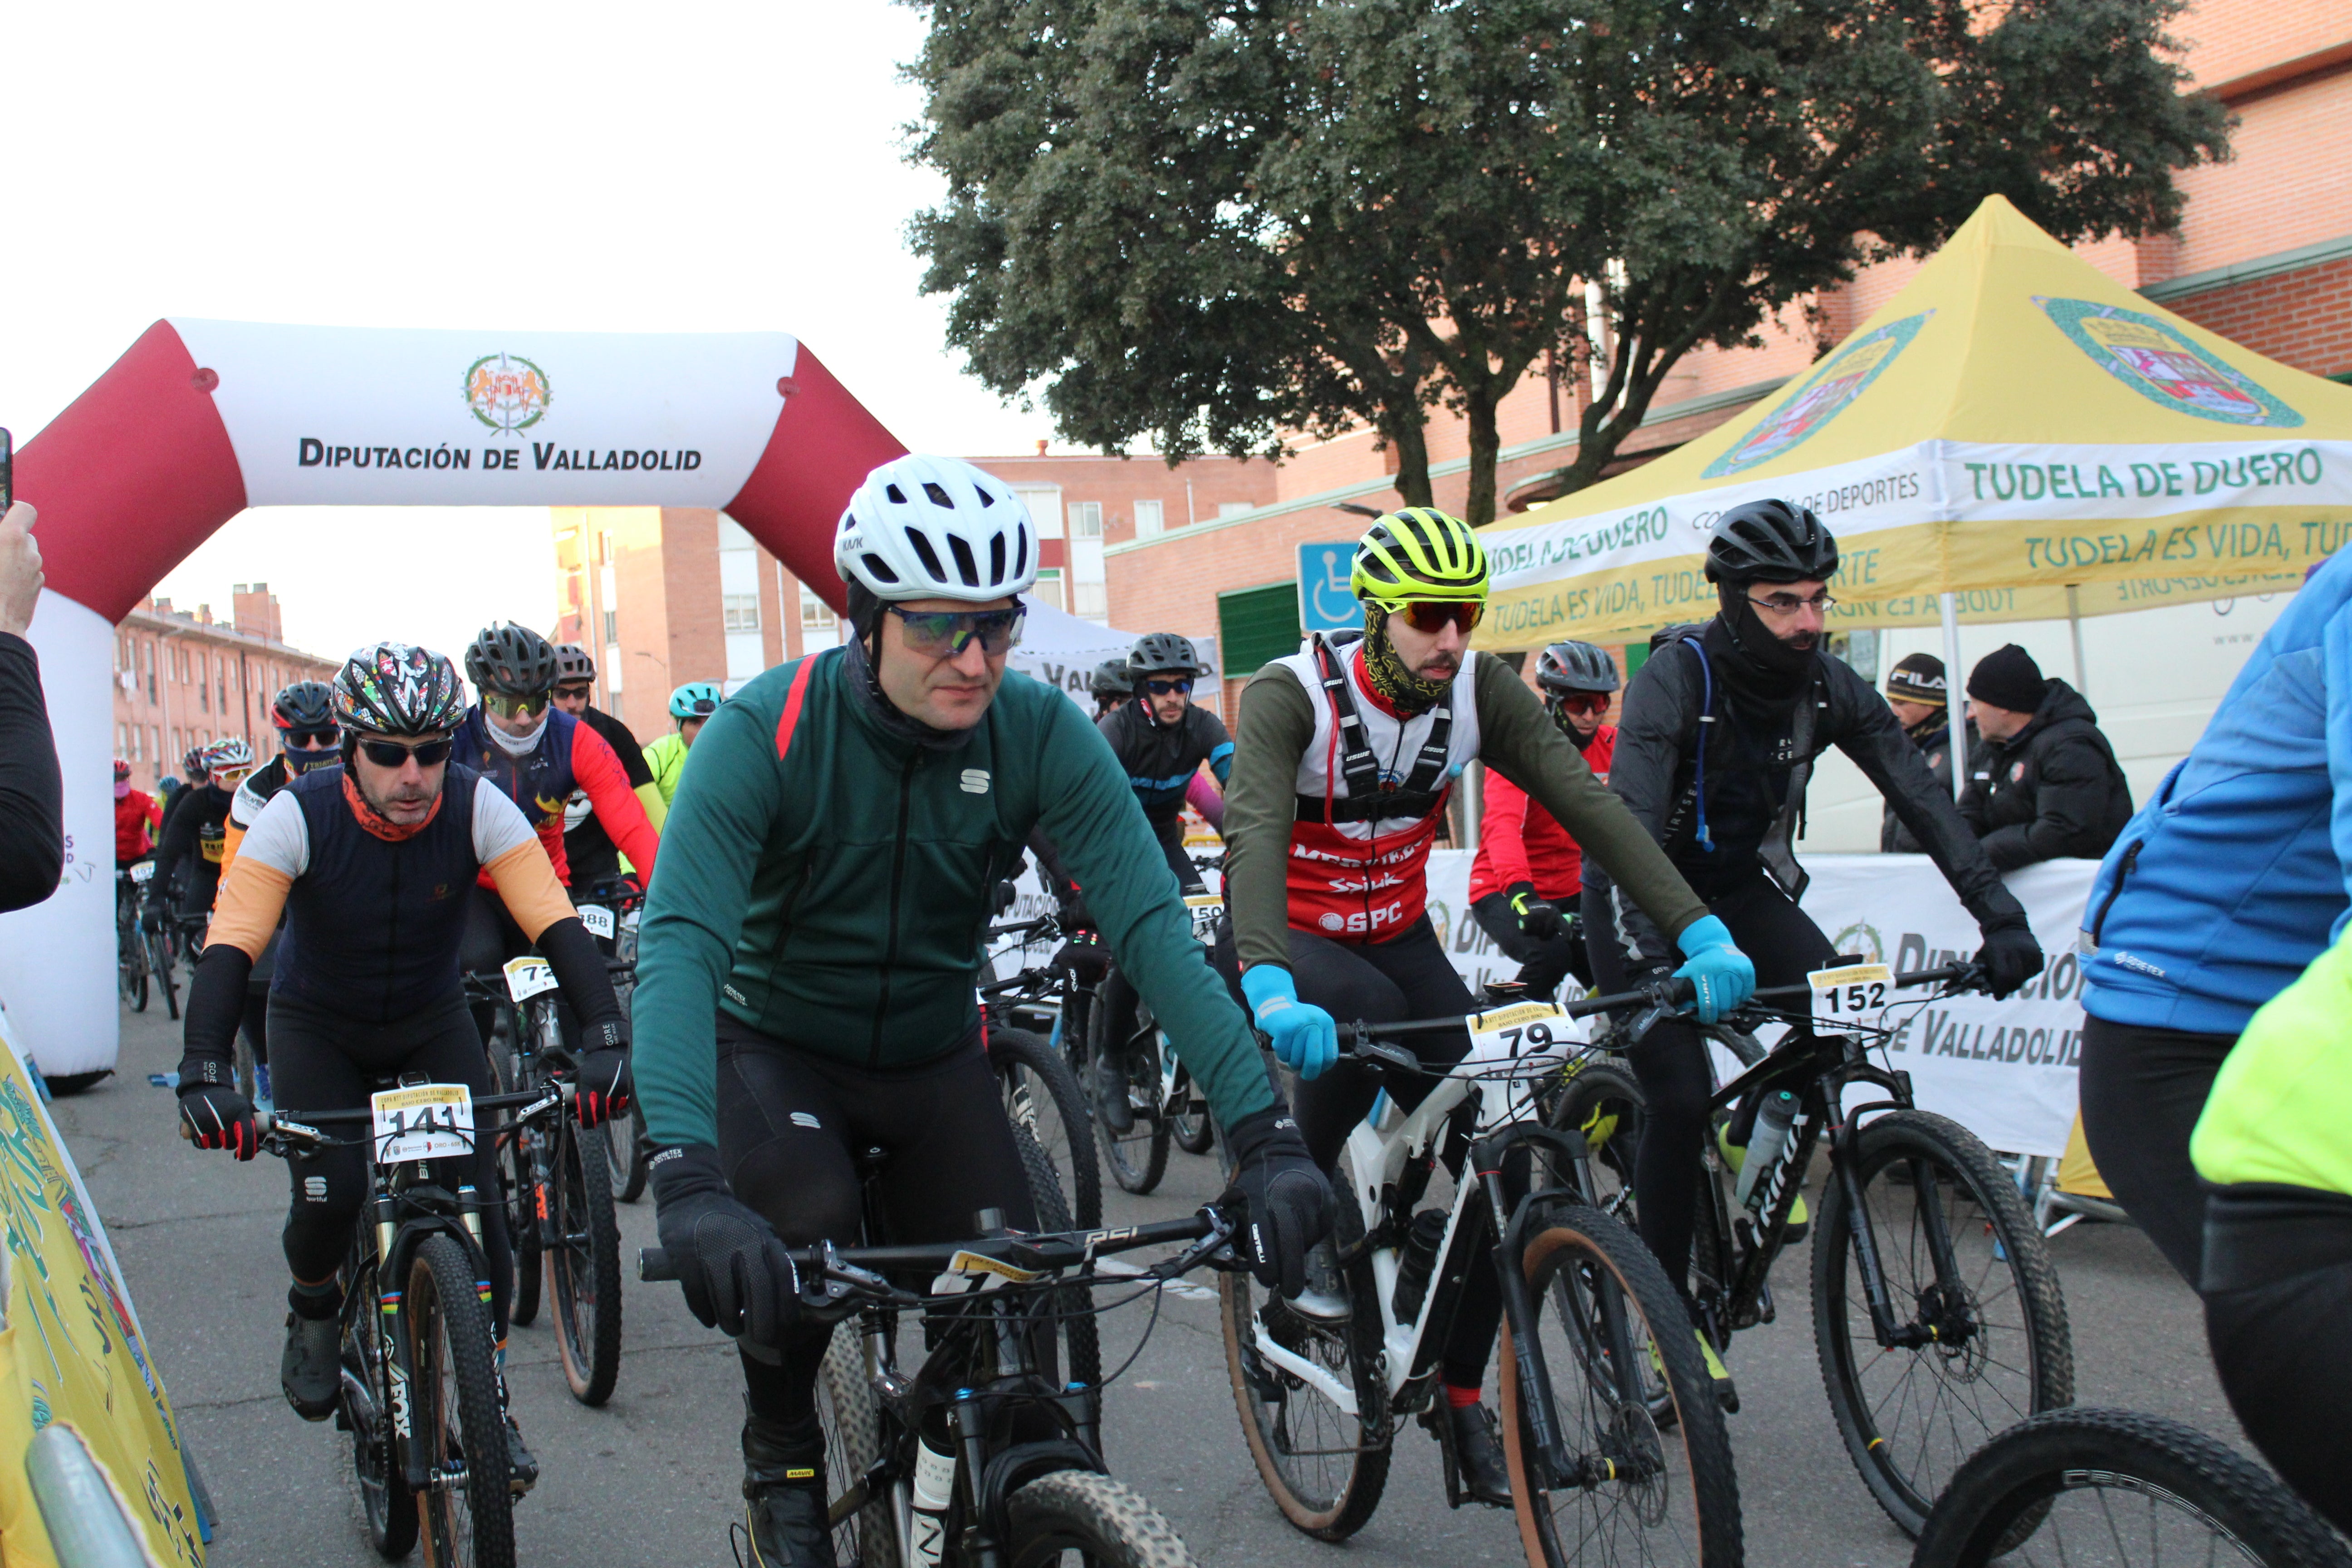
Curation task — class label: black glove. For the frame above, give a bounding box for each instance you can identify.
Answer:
[649,1145,800,1347]
[1051,929,1111,985]
[1221,1106,1334,1299]
[176,1056,257,1160]
[1508,882,1566,944]
[143,899,169,931]
[573,1019,632,1128]
[1975,921,2045,1000]
[993,878,1019,916]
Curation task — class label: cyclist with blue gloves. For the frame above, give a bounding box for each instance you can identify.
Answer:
[1586,499,2044,1403]
[1218,507,1749,1504]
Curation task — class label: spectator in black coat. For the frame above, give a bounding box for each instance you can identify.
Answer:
[1960,643,2133,869]
[1879,652,1974,853]
[0,503,63,912]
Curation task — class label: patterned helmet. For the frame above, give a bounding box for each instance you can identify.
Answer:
[1705,499,1838,585]
[333,643,468,738]
[669,681,722,720]
[201,737,256,784]
[271,680,337,733]
[1350,508,1489,604]
[554,643,597,684]
[181,746,208,778]
[1536,641,1621,696]
[464,622,559,697]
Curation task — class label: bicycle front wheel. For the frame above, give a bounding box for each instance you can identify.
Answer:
[340,1249,417,1560]
[603,1105,649,1203]
[1813,1109,2072,1537]
[489,1060,542,1330]
[815,1322,892,1566]
[1004,1469,1198,1568]
[1912,1407,2350,1568]
[991,1026,1102,1230]
[149,929,180,1021]
[547,1119,624,1406]
[1499,1202,1744,1568]
[408,1234,517,1568]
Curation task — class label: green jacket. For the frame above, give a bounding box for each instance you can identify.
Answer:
[642,731,688,809]
[633,647,1275,1149]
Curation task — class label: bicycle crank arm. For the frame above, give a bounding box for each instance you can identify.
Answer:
[1250,1324,1359,1416]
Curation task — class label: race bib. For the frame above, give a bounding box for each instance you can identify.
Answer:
[577,904,616,940]
[504,955,559,1004]
[1469,1000,1573,1063]
[371,1083,474,1164]
[1809,961,1892,1025]
[129,861,156,885]
[1183,892,1222,947]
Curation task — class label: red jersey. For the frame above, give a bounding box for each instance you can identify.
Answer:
[1469,726,1616,903]
[115,789,162,862]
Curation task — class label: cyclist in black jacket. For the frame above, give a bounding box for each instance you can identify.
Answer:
[1585,499,2046,1402]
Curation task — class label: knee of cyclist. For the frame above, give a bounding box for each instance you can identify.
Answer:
[730,1147,858,1245]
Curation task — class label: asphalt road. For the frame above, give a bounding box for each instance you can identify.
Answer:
[68,996,2250,1568]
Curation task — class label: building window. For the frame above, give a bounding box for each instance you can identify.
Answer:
[799,585,837,630]
[1013,486,1064,539]
[603,609,618,646]
[605,645,622,692]
[149,725,160,764]
[1134,500,1164,539]
[1218,501,1253,519]
[1033,568,1066,611]
[723,593,761,632]
[1068,501,1102,539]
[117,722,128,757]
[1073,580,1108,617]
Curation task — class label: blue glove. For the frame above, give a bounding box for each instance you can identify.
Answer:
[1672,915,1755,1024]
[1241,965,1339,1081]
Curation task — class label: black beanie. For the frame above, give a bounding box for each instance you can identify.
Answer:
[1967,643,2046,714]
[1885,653,1947,706]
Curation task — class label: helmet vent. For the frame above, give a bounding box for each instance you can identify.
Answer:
[947,534,981,587]
[885,484,907,505]
[1013,530,1029,581]
[860,552,900,586]
[977,489,996,508]
[905,529,948,583]
[988,533,1006,583]
[923,482,955,509]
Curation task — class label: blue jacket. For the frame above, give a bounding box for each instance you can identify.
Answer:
[2081,551,2352,1035]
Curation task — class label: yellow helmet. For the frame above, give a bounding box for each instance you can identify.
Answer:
[1349,508,1489,604]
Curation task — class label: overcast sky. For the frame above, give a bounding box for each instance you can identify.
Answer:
[3,1,1053,664]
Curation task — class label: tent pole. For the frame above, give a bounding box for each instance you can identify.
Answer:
[2067,583,2088,691]
[1940,592,1967,801]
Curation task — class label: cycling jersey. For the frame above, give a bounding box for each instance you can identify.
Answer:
[220,752,305,877]
[633,645,1277,1151]
[1096,697,1233,823]
[1469,725,1615,903]
[456,705,660,889]
[152,782,232,914]
[115,788,160,862]
[1225,633,1703,969]
[560,703,664,888]
[643,731,689,808]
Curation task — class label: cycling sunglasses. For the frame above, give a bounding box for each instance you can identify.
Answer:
[482,689,549,719]
[553,681,594,701]
[209,763,258,789]
[356,736,456,769]
[887,603,1027,659]
[1142,677,1193,697]
[281,725,340,749]
[1378,599,1485,635]
[1556,693,1611,716]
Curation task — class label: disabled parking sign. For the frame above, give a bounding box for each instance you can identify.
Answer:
[1297,542,1362,635]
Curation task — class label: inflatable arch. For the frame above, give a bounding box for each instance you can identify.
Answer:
[0,319,905,1078]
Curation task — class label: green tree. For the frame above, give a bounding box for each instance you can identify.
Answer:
[909,0,2227,523]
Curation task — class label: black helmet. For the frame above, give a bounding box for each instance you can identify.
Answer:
[553,643,596,684]
[333,643,467,738]
[1128,632,1208,677]
[1536,641,1621,696]
[271,680,337,733]
[1705,499,1838,585]
[465,622,559,696]
[1089,659,1133,699]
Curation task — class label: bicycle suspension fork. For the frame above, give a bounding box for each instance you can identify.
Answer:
[1472,1135,1575,1490]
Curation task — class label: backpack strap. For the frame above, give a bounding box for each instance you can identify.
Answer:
[1294,634,1456,825]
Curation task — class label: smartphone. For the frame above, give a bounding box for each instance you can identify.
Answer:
[0,428,11,512]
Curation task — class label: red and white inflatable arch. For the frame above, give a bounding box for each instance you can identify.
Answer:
[0,319,904,1077]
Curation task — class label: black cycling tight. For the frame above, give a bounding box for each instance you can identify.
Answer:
[1100,818,1207,1065]
[1583,873,1834,1305]
[1216,915,1500,1389]
[2078,1015,2235,1288]
[271,991,513,1337]
[712,1016,1039,1425]
[2201,1184,2352,1533]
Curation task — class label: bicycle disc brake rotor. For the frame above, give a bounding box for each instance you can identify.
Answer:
[1914,1279,1986,1379]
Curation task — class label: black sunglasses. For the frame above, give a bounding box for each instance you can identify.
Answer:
[357,736,455,769]
[282,725,340,749]
[1142,678,1193,697]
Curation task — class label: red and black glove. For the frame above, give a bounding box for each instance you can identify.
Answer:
[573,1019,633,1128]
[176,1056,258,1160]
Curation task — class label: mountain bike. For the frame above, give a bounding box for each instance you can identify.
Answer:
[574,880,652,1203]
[480,954,625,1406]
[1224,984,1743,1567]
[238,1078,564,1568]
[1546,963,2073,1539]
[1911,1408,2352,1568]
[639,1195,1240,1565]
[1088,891,1222,1195]
[981,915,1104,1232]
[116,863,176,1018]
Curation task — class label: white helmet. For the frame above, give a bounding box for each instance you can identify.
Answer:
[835,455,1038,603]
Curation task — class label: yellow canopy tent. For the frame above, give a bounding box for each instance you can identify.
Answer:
[1477,195,2352,661]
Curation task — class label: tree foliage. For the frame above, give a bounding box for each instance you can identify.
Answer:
[908,0,2228,522]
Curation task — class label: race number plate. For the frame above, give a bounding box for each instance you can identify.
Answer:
[371,1083,474,1164]
[1809,961,1892,1022]
[504,956,559,1004]
[1183,892,1222,947]
[129,860,156,885]
[577,904,616,940]
[1469,1000,1573,1063]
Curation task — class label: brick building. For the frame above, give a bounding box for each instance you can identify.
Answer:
[110,584,342,789]
[548,451,1276,721]
[1102,0,2352,707]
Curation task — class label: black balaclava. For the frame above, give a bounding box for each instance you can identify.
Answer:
[1546,698,1603,752]
[1713,579,1818,699]
[843,581,979,753]
[1359,604,1457,715]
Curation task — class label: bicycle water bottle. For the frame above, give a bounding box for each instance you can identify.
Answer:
[1391,1210,1450,1324]
[910,1436,957,1568]
[1733,1090,1799,1211]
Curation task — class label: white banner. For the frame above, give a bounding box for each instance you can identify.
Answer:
[1425,851,2097,1159]
[170,318,799,507]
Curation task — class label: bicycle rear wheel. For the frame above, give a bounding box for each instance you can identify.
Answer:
[1813,1108,2072,1537]
[149,929,180,1021]
[1169,1058,1215,1156]
[1541,1059,1645,1223]
[491,1059,542,1331]
[991,1026,1102,1230]
[1004,1469,1198,1567]
[341,1249,418,1560]
[602,1105,649,1203]
[408,1234,517,1568]
[547,1118,624,1405]
[1499,1201,1744,1568]
[1010,1117,1102,1392]
[1912,1407,2350,1568]
[119,905,149,1011]
[1097,1004,1172,1196]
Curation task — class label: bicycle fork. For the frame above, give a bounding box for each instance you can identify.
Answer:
[1475,1142,1578,1492]
[1833,1136,1970,1351]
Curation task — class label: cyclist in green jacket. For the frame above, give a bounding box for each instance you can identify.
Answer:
[642,681,720,809]
[632,454,1333,1568]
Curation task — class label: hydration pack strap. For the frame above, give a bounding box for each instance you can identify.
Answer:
[1296,634,1455,825]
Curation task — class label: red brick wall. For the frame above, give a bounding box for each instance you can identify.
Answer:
[2166,255,2352,379]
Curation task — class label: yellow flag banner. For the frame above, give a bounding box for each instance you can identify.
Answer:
[0,1014,203,1568]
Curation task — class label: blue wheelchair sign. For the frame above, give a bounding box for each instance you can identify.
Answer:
[1298,542,1362,635]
